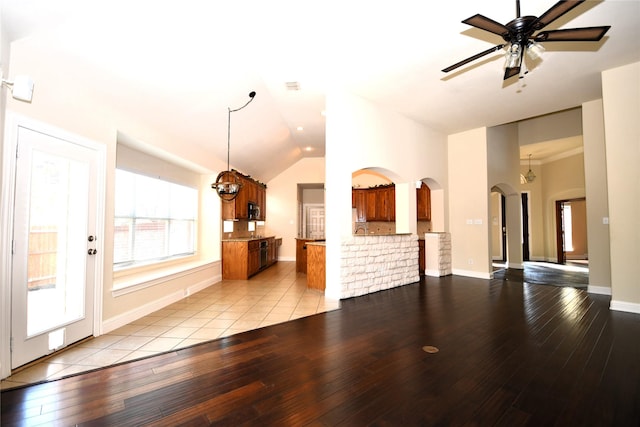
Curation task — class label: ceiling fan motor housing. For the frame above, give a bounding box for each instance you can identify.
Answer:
[504,16,538,45]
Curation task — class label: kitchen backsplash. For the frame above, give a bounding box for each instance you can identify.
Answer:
[353,220,432,236]
[222,220,267,239]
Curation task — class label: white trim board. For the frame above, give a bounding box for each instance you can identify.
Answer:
[610,300,640,315]
[587,285,612,296]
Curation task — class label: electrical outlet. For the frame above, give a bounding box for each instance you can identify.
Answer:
[468,258,474,265]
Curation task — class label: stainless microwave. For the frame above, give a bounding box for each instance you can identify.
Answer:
[248,202,260,220]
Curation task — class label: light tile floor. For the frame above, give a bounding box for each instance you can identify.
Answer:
[1,261,339,390]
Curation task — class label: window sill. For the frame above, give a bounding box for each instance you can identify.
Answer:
[112,258,218,297]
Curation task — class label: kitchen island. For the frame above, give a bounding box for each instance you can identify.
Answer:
[295,238,325,273]
[306,241,326,291]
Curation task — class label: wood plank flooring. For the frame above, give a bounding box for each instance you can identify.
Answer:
[2,274,639,426]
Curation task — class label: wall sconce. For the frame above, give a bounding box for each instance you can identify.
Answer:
[2,73,34,102]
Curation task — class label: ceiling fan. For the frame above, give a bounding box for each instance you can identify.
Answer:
[442,0,611,80]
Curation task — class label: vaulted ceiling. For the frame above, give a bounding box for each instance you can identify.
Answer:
[3,0,639,181]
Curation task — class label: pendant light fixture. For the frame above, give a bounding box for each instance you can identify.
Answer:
[211,91,256,201]
[525,154,536,183]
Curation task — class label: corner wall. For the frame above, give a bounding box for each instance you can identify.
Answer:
[582,99,611,294]
[448,128,491,278]
[602,62,640,313]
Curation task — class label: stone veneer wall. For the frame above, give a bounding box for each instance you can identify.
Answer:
[424,232,452,277]
[340,234,420,298]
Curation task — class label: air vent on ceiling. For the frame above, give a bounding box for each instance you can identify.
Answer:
[285,81,300,91]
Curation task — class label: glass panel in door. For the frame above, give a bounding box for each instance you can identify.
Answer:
[26,150,89,337]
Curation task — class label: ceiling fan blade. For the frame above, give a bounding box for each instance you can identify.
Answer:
[442,44,506,73]
[535,26,611,42]
[462,14,510,37]
[504,66,521,80]
[532,0,585,31]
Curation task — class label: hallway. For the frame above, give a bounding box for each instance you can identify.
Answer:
[493,261,589,289]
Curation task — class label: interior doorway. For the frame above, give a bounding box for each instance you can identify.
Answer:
[555,198,588,265]
[521,193,530,261]
[297,184,325,239]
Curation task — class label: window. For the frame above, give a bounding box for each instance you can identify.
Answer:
[114,169,197,268]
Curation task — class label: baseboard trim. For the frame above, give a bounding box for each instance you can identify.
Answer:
[102,277,220,334]
[610,300,640,314]
[452,269,492,280]
[587,285,612,296]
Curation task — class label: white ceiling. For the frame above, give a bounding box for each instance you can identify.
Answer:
[2,0,639,181]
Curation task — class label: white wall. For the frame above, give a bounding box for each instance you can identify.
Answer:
[602,62,640,313]
[582,99,611,295]
[448,128,491,278]
[266,157,325,260]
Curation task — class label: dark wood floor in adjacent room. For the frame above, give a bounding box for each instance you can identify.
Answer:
[2,274,639,426]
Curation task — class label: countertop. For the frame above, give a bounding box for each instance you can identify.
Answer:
[352,232,412,236]
[222,235,278,242]
[306,241,326,247]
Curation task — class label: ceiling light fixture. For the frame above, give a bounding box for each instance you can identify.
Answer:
[525,154,536,183]
[211,91,256,202]
[1,73,34,102]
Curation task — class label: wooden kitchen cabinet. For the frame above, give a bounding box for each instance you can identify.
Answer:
[222,236,278,280]
[353,189,367,223]
[352,184,395,222]
[248,240,261,277]
[376,185,395,221]
[220,171,267,220]
[306,242,325,291]
[366,189,378,220]
[296,238,311,273]
[416,182,431,221]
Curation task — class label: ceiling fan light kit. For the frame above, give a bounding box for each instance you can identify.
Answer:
[442,0,611,81]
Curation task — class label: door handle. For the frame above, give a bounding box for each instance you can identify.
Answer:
[88,249,97,255]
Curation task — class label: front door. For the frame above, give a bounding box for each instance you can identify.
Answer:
[11,125,99,369]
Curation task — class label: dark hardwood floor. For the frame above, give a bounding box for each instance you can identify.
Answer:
[2,274,639,426]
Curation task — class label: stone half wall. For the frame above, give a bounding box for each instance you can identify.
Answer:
[340,234,420,298]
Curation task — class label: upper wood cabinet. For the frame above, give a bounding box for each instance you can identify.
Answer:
[416,182,431,221]
[353,189,367,223]
[352,184,395,222]
[220,171,267,220]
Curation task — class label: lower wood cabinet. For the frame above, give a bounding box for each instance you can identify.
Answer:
[296,238,324,273]
[306,242,325,291]
[222,237,279,280]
